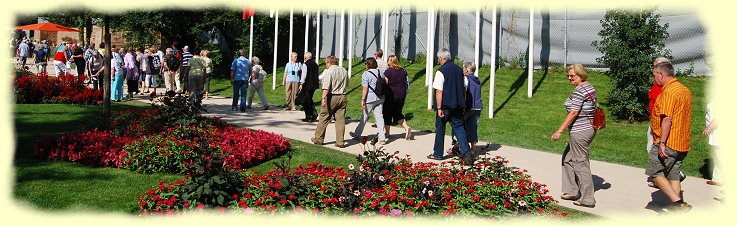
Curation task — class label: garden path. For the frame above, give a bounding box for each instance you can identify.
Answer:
[136,94,722,218]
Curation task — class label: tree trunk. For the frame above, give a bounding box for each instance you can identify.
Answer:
[103,15,112,116]
[85,15,93,46]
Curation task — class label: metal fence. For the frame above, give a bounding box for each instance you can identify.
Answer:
[314,7,709,75]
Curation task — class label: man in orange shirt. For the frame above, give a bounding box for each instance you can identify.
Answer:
[646,62,692,212]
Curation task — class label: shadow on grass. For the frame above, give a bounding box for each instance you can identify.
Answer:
[15,162,116,183]
[493,70,528,115]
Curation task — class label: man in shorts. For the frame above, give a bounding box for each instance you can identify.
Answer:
[646,62,693,212]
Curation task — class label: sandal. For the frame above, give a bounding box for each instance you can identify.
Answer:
[405,127,412,140]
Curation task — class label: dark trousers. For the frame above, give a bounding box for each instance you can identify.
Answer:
[91,69,104,90]
[302,89,317,119]
[181,66,191,92]
[433,107,470,158]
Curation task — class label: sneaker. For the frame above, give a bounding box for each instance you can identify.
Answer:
[573,201,595,208]
[560,194,578,201]
[378,140,387,145]
[310,137,322,145]
[349,132,359,140]
[664,202,692,213]
[263,105,270,110]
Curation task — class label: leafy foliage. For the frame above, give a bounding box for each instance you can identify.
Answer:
[592,8,670,122]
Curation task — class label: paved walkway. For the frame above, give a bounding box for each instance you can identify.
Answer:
[142,92,720,218]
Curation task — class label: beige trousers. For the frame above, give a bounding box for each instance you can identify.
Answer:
[313,95,347,146]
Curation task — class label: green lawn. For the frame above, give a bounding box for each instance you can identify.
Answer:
[11,102,354,214]
[13,102,596,220]
[209,60,710,177]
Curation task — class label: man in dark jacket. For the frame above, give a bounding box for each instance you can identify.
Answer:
[300,52,320,122]
[427,48,472,165]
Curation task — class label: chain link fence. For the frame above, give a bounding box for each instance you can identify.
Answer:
[315,7,708,75]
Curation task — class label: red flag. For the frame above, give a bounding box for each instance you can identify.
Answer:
[242,7,255,20]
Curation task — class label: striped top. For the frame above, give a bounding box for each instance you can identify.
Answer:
[651,78,692,152]
[564,82,597,133]
[321,65,349,95]
[182,51,193,67]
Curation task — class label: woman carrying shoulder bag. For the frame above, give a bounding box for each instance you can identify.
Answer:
[551,64,598,208]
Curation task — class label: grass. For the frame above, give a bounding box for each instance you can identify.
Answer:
[11,101,356,214]
[208,60,710,177]
[13,101,596,220]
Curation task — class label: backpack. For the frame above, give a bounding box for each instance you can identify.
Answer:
[257,67,267,83]
[166,55,180,71]
[150,55,161,71]
[367,70,387,97]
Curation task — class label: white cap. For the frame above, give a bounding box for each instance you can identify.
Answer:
[183,45,189,50]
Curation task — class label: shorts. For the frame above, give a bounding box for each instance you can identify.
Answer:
[53,60,68,74]
[645,144,688,180]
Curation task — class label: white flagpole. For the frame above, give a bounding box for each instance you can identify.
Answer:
[425,8,432,87]
[316,10,321,65]
[289,9,294,61]
[272,10,279,90]
[348,11,353,77]
[527,7,534,98]
[474,7,480,75]
[339,10,345,68]
[249,15,254,59]
[426,9,435,109]
[489,3,497,118]
[304,12,309,55]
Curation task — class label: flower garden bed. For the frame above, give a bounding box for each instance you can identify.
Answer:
[135,147,567,219]
[33,94,291,174]
[14,73,103,105]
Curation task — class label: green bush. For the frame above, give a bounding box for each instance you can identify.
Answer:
[592,8,670,122]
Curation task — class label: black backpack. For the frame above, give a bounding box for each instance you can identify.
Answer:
[166,55,180,71]
[149,55,161,72]
[367,70,387,97]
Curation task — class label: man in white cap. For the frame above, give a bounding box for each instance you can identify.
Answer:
[16,39,29,68]
[180,45,193,94]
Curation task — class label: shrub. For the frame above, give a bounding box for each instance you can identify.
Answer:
[120,125,217,174]
[592,8,670,122]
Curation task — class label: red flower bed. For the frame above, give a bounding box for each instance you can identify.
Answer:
[136,148,567,219]
[14,73,102,105]
[33,129,133,167]
[33,108,291,174]
[216,128,291,170]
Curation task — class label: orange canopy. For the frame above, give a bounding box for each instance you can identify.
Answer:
[15,22,80,32]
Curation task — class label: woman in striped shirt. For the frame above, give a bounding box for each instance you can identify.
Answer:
[551,64,597,208]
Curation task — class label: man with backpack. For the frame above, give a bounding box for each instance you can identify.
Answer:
[349,57,387,145]
[162,48,180,92]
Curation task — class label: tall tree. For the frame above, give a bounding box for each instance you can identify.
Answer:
[592,8,670,122]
